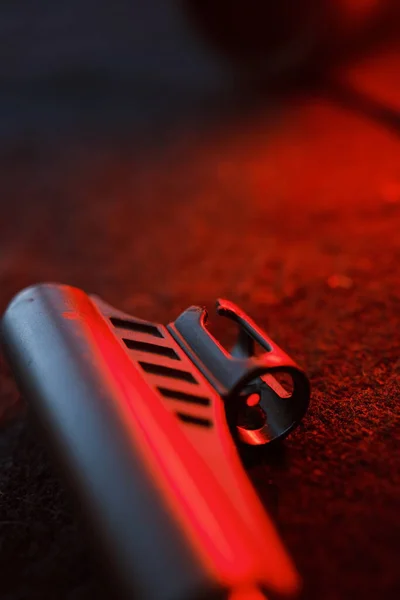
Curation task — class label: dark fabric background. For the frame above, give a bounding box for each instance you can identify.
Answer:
[0,4,400,600]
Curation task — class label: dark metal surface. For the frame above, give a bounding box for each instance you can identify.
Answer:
[170,300,310,443]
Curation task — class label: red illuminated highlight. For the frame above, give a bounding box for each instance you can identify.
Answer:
[59,287,300,598]
[246,393,260,408]
[229,586,267,600]
[337,0,381,17]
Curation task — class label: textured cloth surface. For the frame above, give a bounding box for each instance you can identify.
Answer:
[0,12,400,599]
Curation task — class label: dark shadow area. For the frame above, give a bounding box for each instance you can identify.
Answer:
[0,0,398,144]
[323,80,400,138]
[240,439,289,471]
[0,417,110,600]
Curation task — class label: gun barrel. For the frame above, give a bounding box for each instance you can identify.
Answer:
[1,284,300,600]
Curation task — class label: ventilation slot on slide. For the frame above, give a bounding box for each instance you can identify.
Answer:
[175,413,212,428]
[110,317,163,338]
[138,362,197,383]
[157,387,210,406]
[123,339,180,360]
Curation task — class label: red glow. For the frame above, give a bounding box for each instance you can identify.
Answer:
[246,393,260,407]
[336,0,380,18]
[229,586,266,600]
[338,0,379,10]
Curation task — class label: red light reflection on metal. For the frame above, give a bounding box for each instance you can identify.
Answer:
[246,393,261,407]
[62,288,299,597]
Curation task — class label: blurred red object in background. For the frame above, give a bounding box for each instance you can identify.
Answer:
[184,0,399,82]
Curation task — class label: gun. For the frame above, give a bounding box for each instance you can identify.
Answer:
[1,283,310,600]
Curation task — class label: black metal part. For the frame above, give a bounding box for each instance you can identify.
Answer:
[169,298,310,444]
